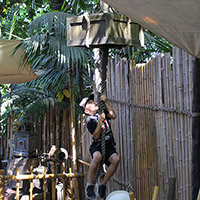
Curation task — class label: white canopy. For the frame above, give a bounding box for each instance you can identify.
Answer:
[0,40,39,84]
[103,0,200,58]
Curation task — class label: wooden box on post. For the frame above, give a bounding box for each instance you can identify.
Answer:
[67,12,142,48]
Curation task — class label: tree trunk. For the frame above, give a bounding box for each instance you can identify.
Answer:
[192,57,200,200]
[69,62,78,199]
[78,64,85,99]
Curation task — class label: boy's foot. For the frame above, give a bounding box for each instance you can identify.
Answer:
[85,184,96,199]
[98,184,107,199]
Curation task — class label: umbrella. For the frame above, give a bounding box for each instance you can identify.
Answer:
[0,40,39,84]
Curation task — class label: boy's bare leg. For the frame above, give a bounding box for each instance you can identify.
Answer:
[102,153,120,184]
[87,151,102,184]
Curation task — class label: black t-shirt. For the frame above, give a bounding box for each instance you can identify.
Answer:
[86,110,112,137]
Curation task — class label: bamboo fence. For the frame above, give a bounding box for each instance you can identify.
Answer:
[0,165,83,200]
[80,47,193,200]
[2,103,73,170]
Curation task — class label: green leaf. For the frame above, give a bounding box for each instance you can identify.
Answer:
[63,89,70,98]
[78,0,87,10]
[57,93,64,102]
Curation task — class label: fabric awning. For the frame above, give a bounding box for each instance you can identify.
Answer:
[0,40,39,84]
[103,0,200,58]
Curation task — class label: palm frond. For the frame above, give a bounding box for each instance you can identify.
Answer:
[3,5,19,39]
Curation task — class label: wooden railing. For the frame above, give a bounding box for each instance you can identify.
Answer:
[0,164,83,200]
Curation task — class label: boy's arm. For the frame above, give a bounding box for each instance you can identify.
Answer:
[92,113,105,139]
[101,94,116,119]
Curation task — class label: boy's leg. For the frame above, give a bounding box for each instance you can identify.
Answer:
[86,151,102,199]
[87,151,102,183]
[98,153,120,198]
[101,153,120,184]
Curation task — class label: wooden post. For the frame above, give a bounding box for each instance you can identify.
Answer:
[52,163,56,200]
[0,169,5,200]
[192,58,200,200]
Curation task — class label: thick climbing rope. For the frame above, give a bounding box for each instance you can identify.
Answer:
[92,48,108,185]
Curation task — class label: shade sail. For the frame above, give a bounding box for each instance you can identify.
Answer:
[0,40,39,84]
[103,0,200,58]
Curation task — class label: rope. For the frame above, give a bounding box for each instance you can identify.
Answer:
[108,98,192,116]
[112,177,134,192]
[93,48,109,184]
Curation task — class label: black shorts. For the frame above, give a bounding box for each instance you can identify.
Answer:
[89,139,117,167]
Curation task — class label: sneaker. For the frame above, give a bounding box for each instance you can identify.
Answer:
[85,184,96,199]
[98,184,107,199]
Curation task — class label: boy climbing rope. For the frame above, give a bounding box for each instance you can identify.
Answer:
[80,93,120,199]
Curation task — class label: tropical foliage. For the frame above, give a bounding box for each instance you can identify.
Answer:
[0,0,172,135]
[0,1,95,132]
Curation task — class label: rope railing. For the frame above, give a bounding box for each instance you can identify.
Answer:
[112,177,134,192]
[108,99,192,116]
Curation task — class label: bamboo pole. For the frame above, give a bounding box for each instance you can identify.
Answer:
[167,177,176,200]
[0,170,5,200]
[43,167,47,200]
[16,168,20,200]
[173,47,180,199]
[6,116,11,159]
[30,166,33,200]
[49,102,54,147]
[115,56,123,187]
[43,112,47,153]
[62,109,67,148]
[56,103,60,148]
[130,59,135,191]
[62,163,66,200]
[46,102,49,152]
[52,163,56,200]
[4,172,84,181]
[69,168,74,200]
[177,48,184,200]
[183,52,190,200]
[129,192,135,200]
[152,186,159,200]
[69,61,77,199]
[125,60,131,189]
[188,54,193,200]
[120,60,126,189]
